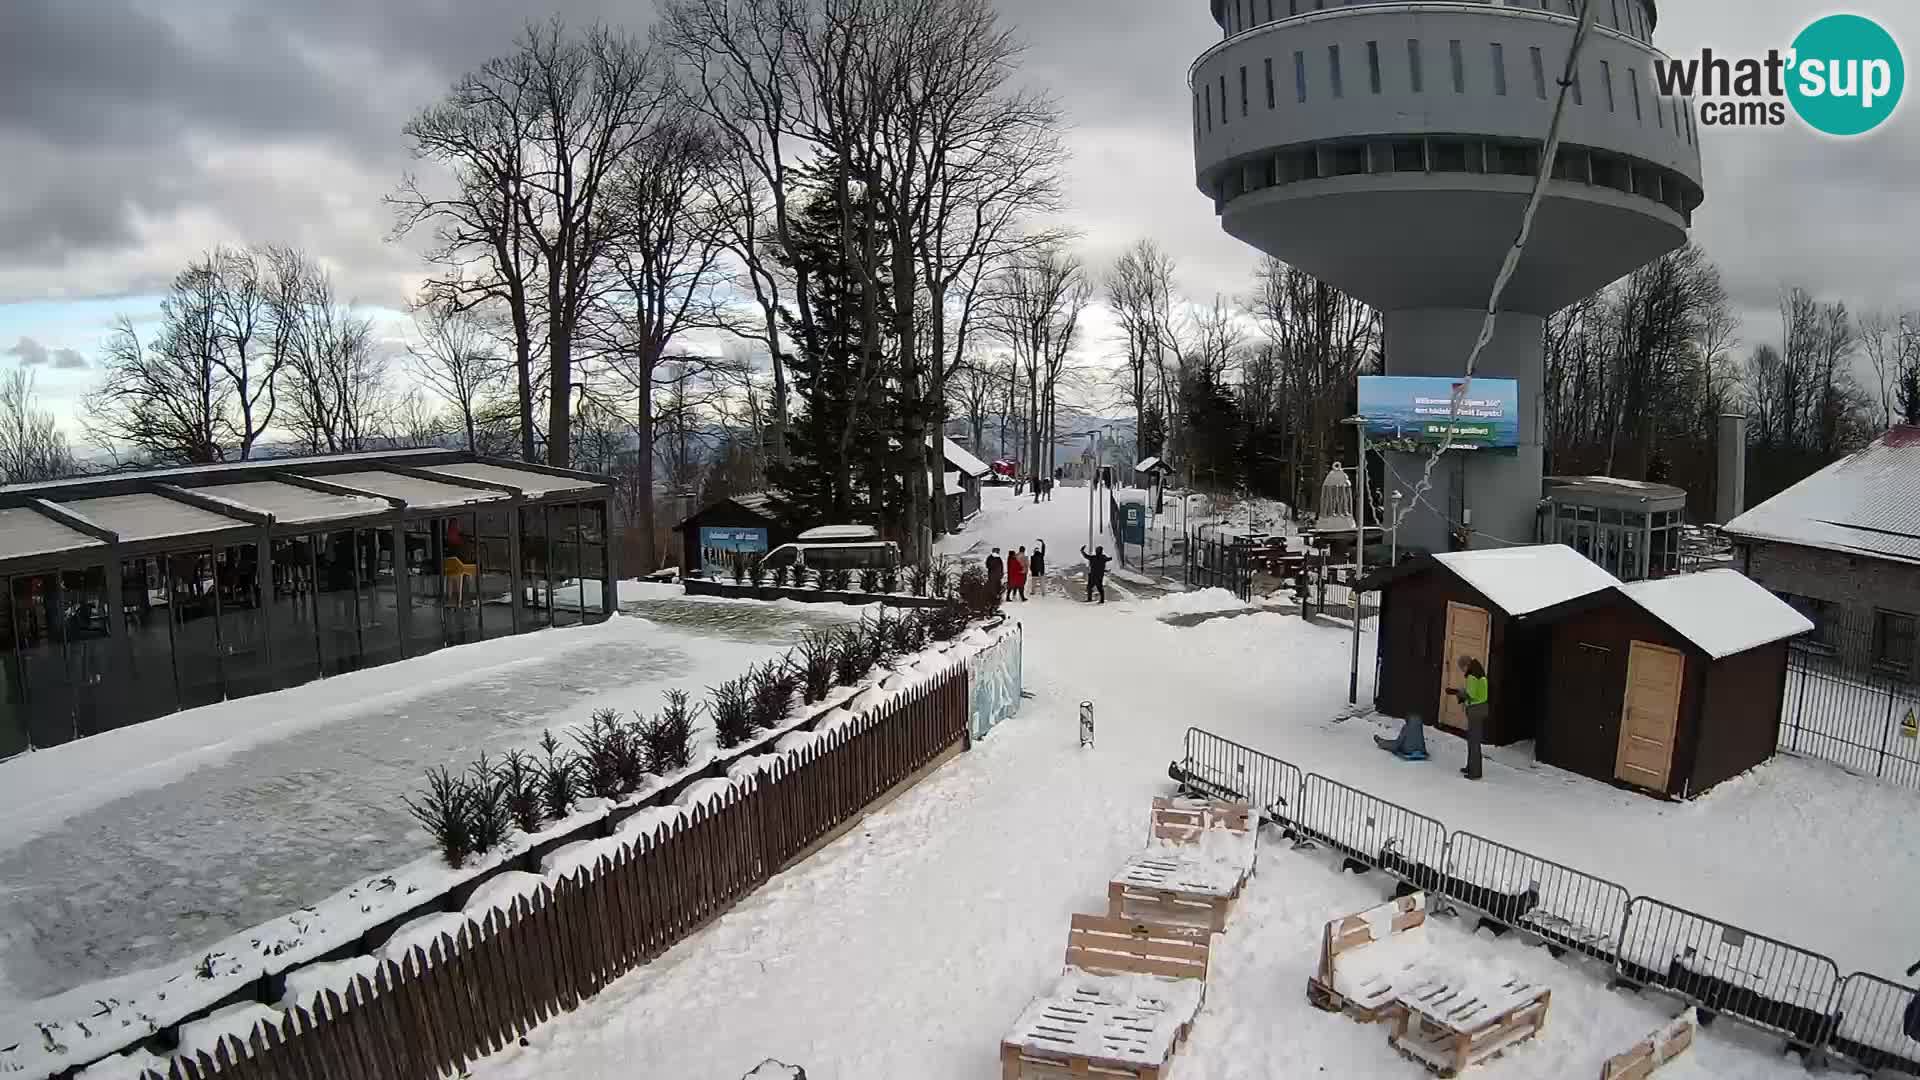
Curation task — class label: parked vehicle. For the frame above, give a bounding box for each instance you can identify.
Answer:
[761,539,900,573]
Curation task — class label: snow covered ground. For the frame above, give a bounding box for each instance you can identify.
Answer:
[0,596,860,1021]
[469,567,1882,1078]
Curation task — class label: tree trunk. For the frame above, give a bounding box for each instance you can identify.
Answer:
[548,303,571,467]
[635,361,657,573]
[927,282,949,539]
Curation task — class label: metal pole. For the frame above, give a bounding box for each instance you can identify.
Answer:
[1391,490,1402,566]
[1349,426,1366,705]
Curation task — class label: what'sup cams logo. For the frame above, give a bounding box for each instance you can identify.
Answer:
[1654,14,1905,136]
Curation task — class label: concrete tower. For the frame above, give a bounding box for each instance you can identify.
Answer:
[1190,0,1702,552]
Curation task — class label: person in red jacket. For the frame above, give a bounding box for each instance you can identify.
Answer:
[1006,546,1028,601]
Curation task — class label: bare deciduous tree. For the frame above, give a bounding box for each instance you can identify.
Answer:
[0,369,76,483]
[409,303,509,452]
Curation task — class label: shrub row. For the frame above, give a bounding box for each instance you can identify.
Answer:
[732,555,959,599]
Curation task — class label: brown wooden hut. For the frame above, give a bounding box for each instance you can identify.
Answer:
[671,493,792,579]
[1368,545,1622,746]
[1534,569,1812,799]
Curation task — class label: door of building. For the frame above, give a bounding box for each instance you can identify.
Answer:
[1438,601,1491,732]
[1615,641,1685,791]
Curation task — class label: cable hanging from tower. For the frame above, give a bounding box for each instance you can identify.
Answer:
[1384,0,1601,536]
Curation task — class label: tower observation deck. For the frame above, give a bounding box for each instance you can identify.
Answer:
[1191,0,1702,553]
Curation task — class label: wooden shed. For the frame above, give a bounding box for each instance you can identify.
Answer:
[671,492,792,579]
[1369,545,1621,746]
[1535,569,1813,799]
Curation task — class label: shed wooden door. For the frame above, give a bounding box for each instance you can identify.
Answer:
[1615,641,1685,791]
[1438,602,1491,733]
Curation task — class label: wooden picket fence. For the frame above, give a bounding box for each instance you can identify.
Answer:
[132,665,970,1080]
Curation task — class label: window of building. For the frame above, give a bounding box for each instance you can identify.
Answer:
[1328,44,1343,98]
[1874,610,1917,673]
[1241,65,1249,116]
[477,507,516,639]
[1600,60,1615,110]
[269,536,322,688]
[13,573,71,749]
[1610,0,1622,30]
[1530,47,1548,99]
[1266,0,1275,25]
[119,557,178,723]
[1205,83,1213,131]
[1449,39,1465,94]
[1266,57,1276,108]
[1366,40,1381,94]
[1328,143,1365,175]
[1392,139,1425,171]
[1490,43,1507,96]
[1491,142,1536,176]
[1629,67,1642,120]
[1570,66,1583,105]
[1670,98,1682,136]
[215,543,270,700]
[1295,50,1308,103]
[1654,86,1666,127]
[1781,594,1835,652]
[1429,139,1470,172]
[168,551,225,708]
[1407,39,1423,93]
[1235,0,1244,33]
[1220,75,1229,123]
[521,505,554,631]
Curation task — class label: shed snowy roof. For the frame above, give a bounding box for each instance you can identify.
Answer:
[1724,425,1920,565]
[1135,456,1171,473]
[196,481,390,526]
[0,506,104,562]
[325,470,508,511]
[1433,544,1621,616]
[422,461,604,498]
[57,493,249,543]
[933,435,989,477]
[1620,569,1813,659]
[944,474,965,496]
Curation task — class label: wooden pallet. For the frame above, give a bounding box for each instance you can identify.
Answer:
[1149,797,1258,879]
[1388,986,1551,1077]
[1306,892,1428,1023]
[1107,874,1237,933]
[1599,1008,1697,1080]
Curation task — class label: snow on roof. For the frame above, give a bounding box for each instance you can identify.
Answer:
[423,461,604,498]
[1620,569,1813,659]
[800,524,880,542]
[1432,544,1621,616]
[1724,426,1920,564]
[0,506,104,562]
[0,448,450,496]
[197,480,390,526]
[932,435,990,477]
[58,493,249,543]
[326,470,510,511]
[1135,456,1170,472]
[944,474,965,496]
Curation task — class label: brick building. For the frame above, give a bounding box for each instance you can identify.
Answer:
[1723,426,1920,682]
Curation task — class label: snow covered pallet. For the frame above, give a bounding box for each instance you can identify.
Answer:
[999,915,1213,1079]
[1598,1008,1697,1080]
[1306,892,1429,1023]
[1107,798,1258,932]
[1386,975,1552,1078]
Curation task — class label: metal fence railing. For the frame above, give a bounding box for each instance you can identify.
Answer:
[1616,898,1842,1050]
[1184,537,1251,600]
[1168,726,1917,1075]
[1780,659,1920,788]
[1831,972,1920,1075]
[1443,831,1630,962]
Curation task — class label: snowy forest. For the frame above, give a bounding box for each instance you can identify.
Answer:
[3,0,1913,569]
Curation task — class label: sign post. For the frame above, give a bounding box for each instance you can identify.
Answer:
[1079,701,1095,748]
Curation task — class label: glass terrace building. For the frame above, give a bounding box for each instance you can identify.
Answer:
[0,450,616,757]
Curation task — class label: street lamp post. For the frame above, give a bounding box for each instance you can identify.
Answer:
[1340,417,1370,706]
[1390,489,1403,566]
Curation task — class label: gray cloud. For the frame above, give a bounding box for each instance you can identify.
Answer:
[0,0,1913,350]
[5,337,49,366]
[51,348,88,370]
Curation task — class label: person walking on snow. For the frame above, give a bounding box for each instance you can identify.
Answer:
[1006,547,1027,601]
[1081,544,1111,604]
[1030,541,1047,596]
[986,547,1004,598]
[1448,656,1489,780]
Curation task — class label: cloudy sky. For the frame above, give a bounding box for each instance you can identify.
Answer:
[0,0,1915,436]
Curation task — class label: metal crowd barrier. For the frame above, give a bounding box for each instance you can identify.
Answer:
[1168,727,1920,1075]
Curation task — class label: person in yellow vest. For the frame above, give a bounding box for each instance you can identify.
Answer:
[1449,656,1489,780]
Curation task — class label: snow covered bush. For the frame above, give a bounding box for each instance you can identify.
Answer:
[956,564,999,617]
[771,564,791,589]
[637,689,698,774]
[731,553,748,585]
[573,708,647,799]
[747,557,767,587]
[406,767,476,867]
[880,566,899,595]
[466,754,512,855]
[907,562,930,596]
[498,749,545,834]
[929,560,951,599]
[709,676,756,749]
[538,731,581,819]
[926,601,968,642]
[796,631,836,703]
[832,626,874,686]
[820,567,852,592]
[858,567,881,593]
[750,661,799,731]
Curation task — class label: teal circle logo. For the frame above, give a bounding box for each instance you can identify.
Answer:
[1787,14,1904,136]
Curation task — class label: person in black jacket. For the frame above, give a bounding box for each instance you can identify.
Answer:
[986,547,1004,597]
[1081,545,1110,604]
[1030,540,1046,595]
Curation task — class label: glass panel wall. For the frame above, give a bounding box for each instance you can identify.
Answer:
[0,589,21,758]
[217,543,270,699]
[316,530,363,674]
[550,503,582,628]
[358,526,401,667]
[169,551,223,710]
[118,557,176,724]
[581,501,609,618]
[520,505,552,631]
[270,537,321,688]
[62,566,112,737]
[404,518,443,655]
[13,574,69,747]
[477,507,515,639]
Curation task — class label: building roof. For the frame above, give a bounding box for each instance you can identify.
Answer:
[58,493,248,544]
[944,474,965,496]
[0,506,104,563]
[196,481,391,526]
[421,461,604,498]
[1619,569,1813,660]
[0,448,452,497]
[1547,475,1689,506]
[1135,456,1172,473]
[1433,544,1622,616]
[325,470,509,511]
[1723,426,1920,565]
[934,436,990,478]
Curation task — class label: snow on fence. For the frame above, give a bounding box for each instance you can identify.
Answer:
[1443,832,1631,962]
[92,665,973,1080]
[1831,972,1920,1074]
[1170,727,1920,1074]
[1614,899,1841,1050]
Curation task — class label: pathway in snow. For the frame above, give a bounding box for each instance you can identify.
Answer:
[0,599,856,1013]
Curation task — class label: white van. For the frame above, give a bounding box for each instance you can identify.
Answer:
[761,527,900,573]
